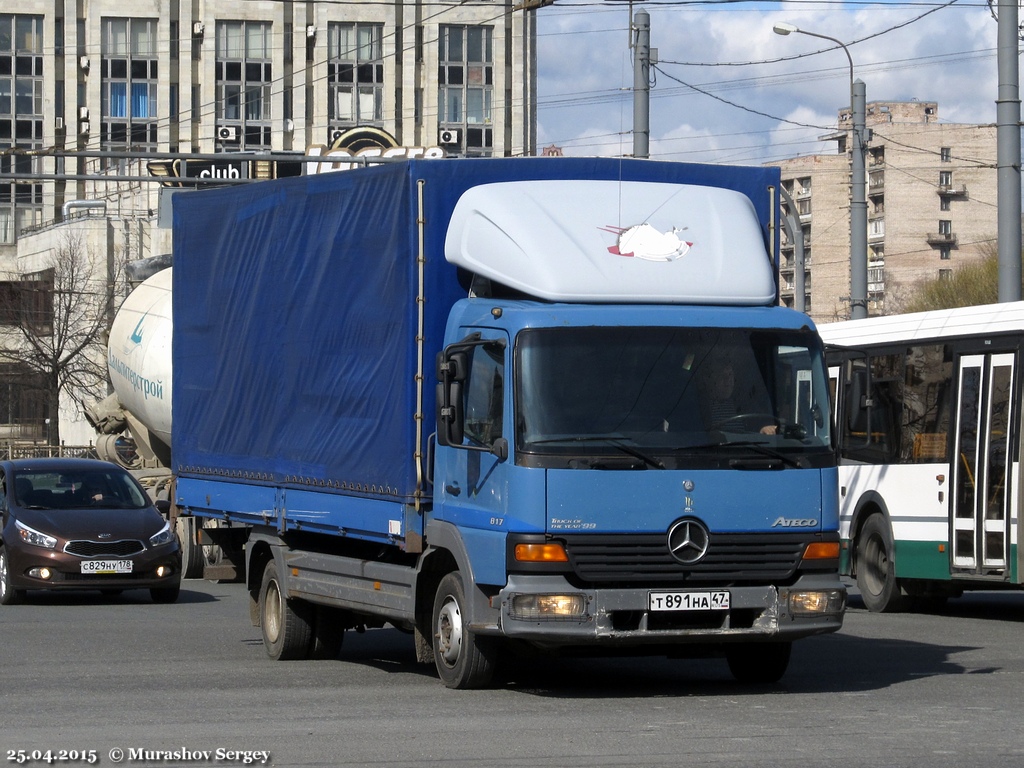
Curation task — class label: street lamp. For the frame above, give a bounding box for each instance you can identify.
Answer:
[773,22,868,320]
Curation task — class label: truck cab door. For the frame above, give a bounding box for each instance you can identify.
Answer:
[435,331,511,543]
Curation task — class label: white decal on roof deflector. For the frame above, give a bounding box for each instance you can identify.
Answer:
[601,223,692,262]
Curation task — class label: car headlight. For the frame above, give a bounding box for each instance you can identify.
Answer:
[16,519,57,549]
[149,521,175,547]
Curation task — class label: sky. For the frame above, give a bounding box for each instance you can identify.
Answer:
[533,0,1003,164]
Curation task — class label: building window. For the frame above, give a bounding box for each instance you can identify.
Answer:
[438,25,493,157]
[939,269,952,280]
[940,147,951,162]
[940,197,950,212]
[939,247,951,260]
[939,170,952,188]
[938,219,952,236]
[797,177,811,195]
[0,14,44,243]
[797,197,811,216]
[101,18,159,153]
[216,21,272,150]
[327,23,384,138]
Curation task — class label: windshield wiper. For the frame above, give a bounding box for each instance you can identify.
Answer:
[680,440,804,469]
[532,435,665,469]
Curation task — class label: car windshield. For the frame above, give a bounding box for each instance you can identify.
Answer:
[515,326,834,469]
[13,468,150,510]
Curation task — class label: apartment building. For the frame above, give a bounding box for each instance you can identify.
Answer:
[0,1,538,446]
[777,101,997,323]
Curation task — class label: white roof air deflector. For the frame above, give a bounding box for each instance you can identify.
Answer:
[444,179,775,305]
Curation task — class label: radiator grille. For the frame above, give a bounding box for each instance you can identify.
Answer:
[560,532,809,586]
[65,539,145,557]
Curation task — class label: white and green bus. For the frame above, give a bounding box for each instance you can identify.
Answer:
[819,302,1024,611]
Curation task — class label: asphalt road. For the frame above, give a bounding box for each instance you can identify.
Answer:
[3,579,1024,768]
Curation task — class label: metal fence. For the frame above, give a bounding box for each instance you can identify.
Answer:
[1,444,100,461]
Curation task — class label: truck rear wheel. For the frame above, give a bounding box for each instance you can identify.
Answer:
[431,572,496,689]
[176,517,204,579]
[725,641,791,684]
[856,513,907,613]
[260,560,313,660]
[309,605,345,660]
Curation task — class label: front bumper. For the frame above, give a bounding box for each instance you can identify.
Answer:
[493,574,845,648]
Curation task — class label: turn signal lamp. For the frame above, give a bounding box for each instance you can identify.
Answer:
[509,593,587,621]
[514,543,569,563]
[802,541,840,560]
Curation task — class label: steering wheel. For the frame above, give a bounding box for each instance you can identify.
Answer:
[712,413,778,432]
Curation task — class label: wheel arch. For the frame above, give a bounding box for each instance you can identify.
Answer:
[418,520,499,631]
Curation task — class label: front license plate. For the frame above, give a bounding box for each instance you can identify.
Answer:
[649,590,730,612]
[81,559,133,574]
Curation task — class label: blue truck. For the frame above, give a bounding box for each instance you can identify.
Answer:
[153,157,845,688]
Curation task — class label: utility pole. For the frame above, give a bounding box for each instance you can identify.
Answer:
[996,0,1022,302]
[633,9,650,159]
[850,79,868,319]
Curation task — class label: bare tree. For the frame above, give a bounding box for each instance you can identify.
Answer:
[0,231,110,445]
[903,244,1003,314]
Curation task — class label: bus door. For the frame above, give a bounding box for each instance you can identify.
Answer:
[951,352,1015,577]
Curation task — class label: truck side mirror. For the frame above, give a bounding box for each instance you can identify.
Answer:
[435,380,464,446]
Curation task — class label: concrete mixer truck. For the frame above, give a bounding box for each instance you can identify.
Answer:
[92,156,845,688]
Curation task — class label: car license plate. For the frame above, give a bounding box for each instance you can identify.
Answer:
[81,559,133,574]
[649,590,730,611]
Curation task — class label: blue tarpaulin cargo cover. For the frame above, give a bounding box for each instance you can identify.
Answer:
[171,157,780,503]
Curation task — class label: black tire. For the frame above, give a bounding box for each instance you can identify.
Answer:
[0,546,24,606]
[431,572,497,689]
[726,642,792,684]
[176,517,204,579]
[308,605,345,660]
[260,560,313,660]
[150,583,181,603]
[856,513,907,613]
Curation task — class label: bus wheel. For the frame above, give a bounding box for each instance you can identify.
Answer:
[856,514,906,613]
[260,560,313,660]
[726,642,791,684]
[431,572,497,689]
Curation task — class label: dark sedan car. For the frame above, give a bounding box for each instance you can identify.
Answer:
[0,458,181,604]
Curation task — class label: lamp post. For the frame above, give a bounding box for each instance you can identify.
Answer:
[773,23,868,320]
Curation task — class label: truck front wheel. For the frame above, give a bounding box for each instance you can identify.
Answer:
[431,572,496,689]
[260,560,313,660]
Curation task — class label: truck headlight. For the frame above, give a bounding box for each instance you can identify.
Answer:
[788,589,846,615]
[509,593,587,621]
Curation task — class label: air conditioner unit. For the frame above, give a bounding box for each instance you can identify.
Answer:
[79,106,89,121]
[439,129,460,145]
[329,128,346,146]
[193,21,205,37]
[55,117,64,131]
[306,25,317,39]
[79,121,90,135]
[217,125,240,142]
[79,55,90,71]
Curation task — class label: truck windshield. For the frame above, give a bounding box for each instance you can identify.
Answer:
[515,326,834,470]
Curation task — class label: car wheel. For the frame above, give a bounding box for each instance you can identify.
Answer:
[259,560,313,660]
[0,546,25,606]
[431,571,497,689]
[150,584,181,604]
